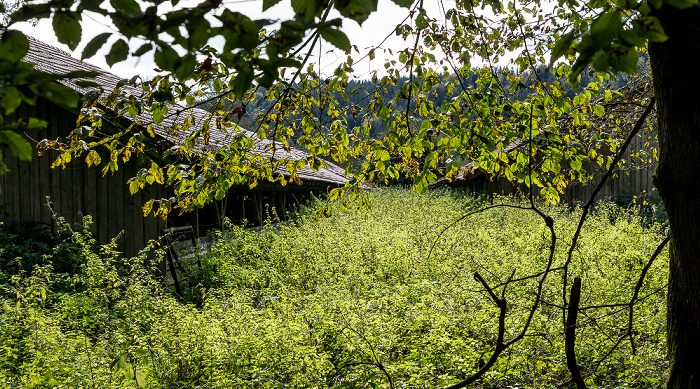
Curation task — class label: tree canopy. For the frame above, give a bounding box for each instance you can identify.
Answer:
[1,0,662,213]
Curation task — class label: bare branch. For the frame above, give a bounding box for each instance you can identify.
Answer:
[444,272,508,389]
[561,96,656,326]
[565,276,586,389]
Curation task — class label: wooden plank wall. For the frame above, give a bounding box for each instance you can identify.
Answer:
[562,128,659,204]
[1,99,166,258]
[476,128,659,204]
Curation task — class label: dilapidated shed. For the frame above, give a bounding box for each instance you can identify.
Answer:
[1,35,349,257]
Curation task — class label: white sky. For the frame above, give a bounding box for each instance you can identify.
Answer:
[14,0,455,80]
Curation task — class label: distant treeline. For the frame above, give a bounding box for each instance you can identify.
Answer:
[196,61,644,142]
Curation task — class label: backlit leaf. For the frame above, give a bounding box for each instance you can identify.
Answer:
[0,130,31,160]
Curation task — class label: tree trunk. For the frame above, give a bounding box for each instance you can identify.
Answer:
[649,5,700,388]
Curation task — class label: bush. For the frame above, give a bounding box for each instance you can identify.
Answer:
[0,221,85,293]
[0,189,669,388]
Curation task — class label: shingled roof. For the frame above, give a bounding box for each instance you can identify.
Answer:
[22,34,349,186]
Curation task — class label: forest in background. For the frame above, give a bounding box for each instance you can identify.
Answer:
[197,63,647,144]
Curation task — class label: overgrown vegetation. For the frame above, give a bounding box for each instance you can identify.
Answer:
[0,189,668,388]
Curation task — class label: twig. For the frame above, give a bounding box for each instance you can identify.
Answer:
[444,272,508,389]
[404,0,425,138]
[427,203,535,261]
[442,104,558,388]
[626,234,670,354]
[561,96,655,327]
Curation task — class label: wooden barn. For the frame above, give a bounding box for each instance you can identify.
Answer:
[435,97,659,205]
[1,35,349,257]
[438,139,658,204]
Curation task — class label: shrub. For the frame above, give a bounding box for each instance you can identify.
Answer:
[0,189,669,388]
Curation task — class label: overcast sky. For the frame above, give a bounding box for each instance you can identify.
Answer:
[14,0,455,80]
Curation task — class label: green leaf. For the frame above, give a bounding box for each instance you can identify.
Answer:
[7,2,52,24]
[154,45,181,71]
[632,16,668,42]
[591,50,610,72]
[593,104,605,117]
[550,32,575,65]
[0,86,22,114]
[110,0,141,15]
[334,0,378,25]
[75,80,101,89]
[568,35,595,83]
[231,68,254,97]
[133,42,153,57]
[605,89,612,103]
[263,0,283,11]
[152,106,167,124]
[0,30,29,62]
[59,70,100,79]
[610,46,638,74]
[129,179,140,194]
[81,32,111,60]
[135,371,147,387]
[106,39,129,67]
[540,186,560,204]
[590,11,621,47]
[86,150,101,167]
[275,57,302,68]
[0,130,32,161]
[390,0,414,7]
[41,83,80,108]
[22,118,49,131]
[620,29,647,47]
[570,158,582,171]
[291,0,323,21]
[318,26,351,53]
[543,157,561,173]
[175,54,197,81]
[52,12,82,51]
[665,0,699,8]
[219,10,261,51]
